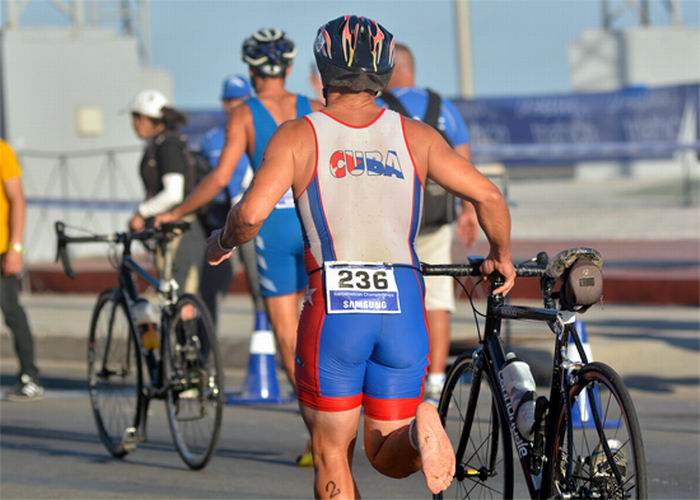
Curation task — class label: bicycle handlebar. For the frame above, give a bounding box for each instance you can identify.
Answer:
[54,221,191,279]
[420,255,549,279]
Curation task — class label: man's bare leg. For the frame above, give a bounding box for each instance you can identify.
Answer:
[264,293,300,388]
[300,405,362,499]
[427,309,450,376]
[364,402,455,494]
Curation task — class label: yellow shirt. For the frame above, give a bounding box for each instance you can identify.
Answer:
[0,140,23,254]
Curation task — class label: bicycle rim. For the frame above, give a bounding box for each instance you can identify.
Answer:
[436,354,513,499]
[551,362,647,499]
[164,293,224,470]
[87,290,142,458]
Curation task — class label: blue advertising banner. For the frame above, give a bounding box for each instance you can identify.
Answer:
[184,84,700,164]
[453,84,699,163]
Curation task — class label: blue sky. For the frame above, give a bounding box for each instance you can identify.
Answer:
[4,0,700,108]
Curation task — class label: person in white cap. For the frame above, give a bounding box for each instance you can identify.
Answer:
[129,89,205,295]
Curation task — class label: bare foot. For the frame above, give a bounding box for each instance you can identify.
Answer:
[415,402,455,494]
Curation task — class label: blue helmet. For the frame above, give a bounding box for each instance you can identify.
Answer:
[242,28,297,77]
[221,74,253,100]
[314,15,395,94]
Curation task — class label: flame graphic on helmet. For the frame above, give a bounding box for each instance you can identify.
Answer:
[369,20,385,72]
[341,16,359,67]
[323,29,332,58]
[388,39,396,67]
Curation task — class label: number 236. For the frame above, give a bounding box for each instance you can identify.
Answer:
[338,270,388,290]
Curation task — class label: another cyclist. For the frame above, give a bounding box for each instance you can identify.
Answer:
[198,75,265,326]
[206,15,515,497]
[159,29,321,389]
[129,90,204,295]
[378,43,480,404]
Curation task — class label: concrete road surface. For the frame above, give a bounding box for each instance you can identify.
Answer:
[1,298,699,498]
[1,358,698,499]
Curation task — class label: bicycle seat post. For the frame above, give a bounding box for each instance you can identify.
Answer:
[160,237,176,300]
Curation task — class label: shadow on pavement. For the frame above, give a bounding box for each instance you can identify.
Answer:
[623,375,700,394]
[593,329,700,352]
[0,373,87,391]
[0,424,192,471]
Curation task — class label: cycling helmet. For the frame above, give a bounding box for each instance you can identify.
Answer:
[314,15,395,94]
[242,28,297,77]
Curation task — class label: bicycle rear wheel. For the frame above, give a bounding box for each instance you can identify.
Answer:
[435,352,514,499]
[164,293,224,470]
[550,361,647,499]
[87,289,143,458]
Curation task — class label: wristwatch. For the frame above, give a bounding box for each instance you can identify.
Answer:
[9,242,24,254]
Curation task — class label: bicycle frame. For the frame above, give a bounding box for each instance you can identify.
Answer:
[424,260,599,499]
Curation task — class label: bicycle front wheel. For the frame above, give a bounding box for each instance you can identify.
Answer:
[87,289,143,458]
[550,361,647,499]
[435,353,514,499]
[164,293,224,470]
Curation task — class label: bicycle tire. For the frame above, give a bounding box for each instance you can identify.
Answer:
[164,293,224,470]
[87,289,143,458]
[435,353,514,499]
[550,361,647,499]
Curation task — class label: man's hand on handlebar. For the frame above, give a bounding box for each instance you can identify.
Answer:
[129,213,145,232]
[154,210,178,227]
[480,253,516,296]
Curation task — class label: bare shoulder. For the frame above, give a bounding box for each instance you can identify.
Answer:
[402,115,441,142]
[401,115,442,161]
[230,100,253,123]
[267,118,314,155]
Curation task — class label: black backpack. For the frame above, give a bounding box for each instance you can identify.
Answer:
[182,143,232,235]
[380,89,457,233]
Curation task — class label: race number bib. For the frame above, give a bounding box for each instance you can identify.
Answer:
[275,189,295,209]
[324,262,401,314]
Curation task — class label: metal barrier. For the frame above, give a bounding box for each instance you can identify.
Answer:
[17,146,143,263]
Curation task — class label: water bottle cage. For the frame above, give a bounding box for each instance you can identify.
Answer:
[514,391,536,438]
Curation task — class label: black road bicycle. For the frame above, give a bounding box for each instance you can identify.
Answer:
[422,249,647,499]
[55,221,224,470]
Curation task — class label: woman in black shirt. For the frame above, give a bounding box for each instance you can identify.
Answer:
[129,90,205,295]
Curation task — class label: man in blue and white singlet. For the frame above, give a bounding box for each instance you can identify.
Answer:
[206,16,515,498]
[162,29,322,388]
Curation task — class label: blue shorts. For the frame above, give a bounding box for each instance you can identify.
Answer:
[255,209,307,297]
[295,266,429,420]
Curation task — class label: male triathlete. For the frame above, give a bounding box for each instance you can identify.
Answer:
[198,75,263,326]
[161,29,321,387]
[206,16,515,497]
[378,43,480,403]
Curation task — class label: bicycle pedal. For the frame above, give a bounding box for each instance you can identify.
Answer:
[122,426,138,452]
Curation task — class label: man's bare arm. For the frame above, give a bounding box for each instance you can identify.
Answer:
[4,178,25,245]
[169,105,251,219]
[217,120,303,249]
[406,120,514,293]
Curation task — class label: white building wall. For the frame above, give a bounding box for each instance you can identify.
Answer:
[1,27,174,262]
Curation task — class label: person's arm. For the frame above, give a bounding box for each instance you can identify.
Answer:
[409,120,515,294]
[166,105,251,221]
[453,143,480,248]
[137,173,185,217]
[2,177,26,276]
[206,119,304,265]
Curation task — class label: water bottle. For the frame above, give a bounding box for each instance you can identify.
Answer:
[133,298,160,351]
[498,353,537,440]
